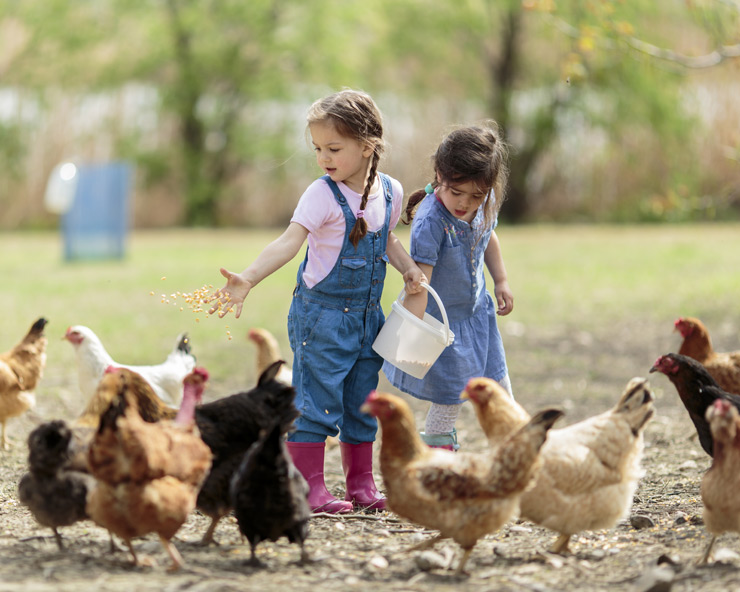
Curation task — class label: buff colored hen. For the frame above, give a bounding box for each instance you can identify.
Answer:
[463,376,654,554]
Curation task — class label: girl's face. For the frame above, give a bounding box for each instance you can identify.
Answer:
[435,174,487,223]
[309,121,373,194]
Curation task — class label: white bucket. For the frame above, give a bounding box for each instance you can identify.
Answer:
[372,282,454,379]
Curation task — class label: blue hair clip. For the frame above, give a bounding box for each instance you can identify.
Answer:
[425,183,434,195]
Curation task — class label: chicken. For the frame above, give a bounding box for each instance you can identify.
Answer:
[465,376,655,554]
[248,327,293,386]
[461,377,530,448]
[650,353,740,457]
[361,390,562,573]
[18,420,97,549]
[0,317,48,450]
[191,360,299,545]
[64,325,196,406]
[700,398,740,563]
[86,367,212,571]
[230,420,310,565]
[675,317,740,395]
[75,365,181,429]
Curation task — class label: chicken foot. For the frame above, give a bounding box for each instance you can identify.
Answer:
[408,533,446,552]
[160,535,184,572]
[549,533,571,554]
[198,517,221,546]
[1,421,10,451]
[699,535,717,565]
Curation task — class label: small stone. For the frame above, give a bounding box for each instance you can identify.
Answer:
[631,514,656,529]
[368,555,389,570]
[415,550,449,571]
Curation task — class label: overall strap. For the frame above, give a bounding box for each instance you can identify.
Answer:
[378,173,393,204]
[321,174,353,218]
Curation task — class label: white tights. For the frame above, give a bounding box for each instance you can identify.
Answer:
[424,374,514,435]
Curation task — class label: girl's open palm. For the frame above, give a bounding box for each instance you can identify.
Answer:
[209,268,252,318]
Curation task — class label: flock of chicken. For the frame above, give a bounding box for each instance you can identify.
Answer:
[1,314,740,573]
[3,320,306,570]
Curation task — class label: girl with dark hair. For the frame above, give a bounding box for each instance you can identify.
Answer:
[385,123,514,451]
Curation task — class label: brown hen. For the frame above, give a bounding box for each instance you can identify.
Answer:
[700,398,740,563]
[361,390,561,573]
[0,318,48,450]
[675,317,740,395]
[86,367,212,570]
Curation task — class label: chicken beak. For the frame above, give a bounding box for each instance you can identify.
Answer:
[359,402,372,414]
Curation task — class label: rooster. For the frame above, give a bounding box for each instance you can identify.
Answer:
[675,317,740,395]
[650,353,740,457]
[464,376,655,554]
[64,325,196,406]
[18,420,96,549]
[0,317,48,450]
[700,398,740,564]
[230,420,310,565]
[86,367,212,571]
[361,390,561,573]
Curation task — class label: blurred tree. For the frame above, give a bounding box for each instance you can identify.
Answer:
[0,0,737,226]
[376,0,735,222]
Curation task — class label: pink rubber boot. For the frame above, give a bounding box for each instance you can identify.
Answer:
[286,441,353,514]
[340,441,386,511]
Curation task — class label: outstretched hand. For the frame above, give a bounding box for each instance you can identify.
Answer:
[208,268,252,319]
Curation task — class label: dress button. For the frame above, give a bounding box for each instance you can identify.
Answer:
[302,341,307,346]
[344,307,349,312]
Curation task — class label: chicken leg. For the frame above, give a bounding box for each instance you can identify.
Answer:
[699,535,717,564]
[550,534,571,554]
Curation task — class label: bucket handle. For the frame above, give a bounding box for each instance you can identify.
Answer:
[398,282,453,345]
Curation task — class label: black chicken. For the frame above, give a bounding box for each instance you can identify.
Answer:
[18,420,96,549]
[230,420,310,565]
[650,353,740,456]
[193,360,300,545]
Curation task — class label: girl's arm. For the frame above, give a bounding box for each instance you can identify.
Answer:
[210,222,309,319]
[485,230,513,315]
[400,262,433,319]
[386,231,427,294]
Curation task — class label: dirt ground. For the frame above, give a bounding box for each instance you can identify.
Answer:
[2,318,740,592]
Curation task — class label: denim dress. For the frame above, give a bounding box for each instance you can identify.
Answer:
[383,193,508,405]
[287,174,392,444]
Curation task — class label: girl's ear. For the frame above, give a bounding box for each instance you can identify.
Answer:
[362,142,375,158]
[436,171,442,184]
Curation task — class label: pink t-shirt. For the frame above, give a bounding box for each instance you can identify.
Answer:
[291,175,403,288]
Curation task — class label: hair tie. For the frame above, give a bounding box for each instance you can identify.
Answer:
[356,209,365,219]
[425,183,434,195]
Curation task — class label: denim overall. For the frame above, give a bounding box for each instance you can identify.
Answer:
[287,174,392,444]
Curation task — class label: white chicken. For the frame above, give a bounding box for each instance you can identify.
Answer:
[64,325,196,407]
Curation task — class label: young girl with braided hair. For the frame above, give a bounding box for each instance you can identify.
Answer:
[383,122,514,451]
[210,89,425,513]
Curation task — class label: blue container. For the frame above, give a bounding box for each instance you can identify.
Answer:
[61,162,133,261]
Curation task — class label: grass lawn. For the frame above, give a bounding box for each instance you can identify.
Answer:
[1,223,738,403]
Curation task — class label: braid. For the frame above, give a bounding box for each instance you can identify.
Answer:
[402,187,430,225]
[348,150,380,248]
